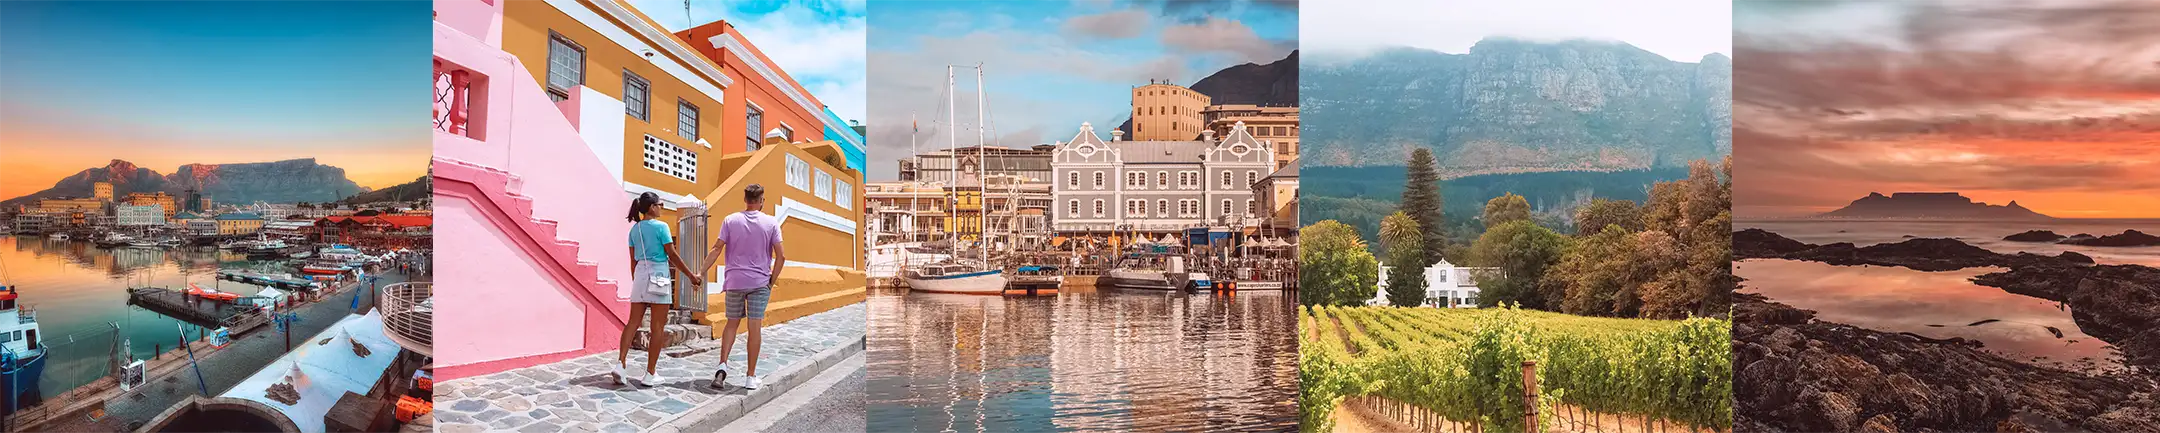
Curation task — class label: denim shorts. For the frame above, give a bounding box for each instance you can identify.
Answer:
[724,286,770,319]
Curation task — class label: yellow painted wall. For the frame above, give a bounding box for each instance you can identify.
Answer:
[1131,83,1209,141]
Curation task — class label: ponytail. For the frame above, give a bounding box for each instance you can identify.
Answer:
[627,192,660,222]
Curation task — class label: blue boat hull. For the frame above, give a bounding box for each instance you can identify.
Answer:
[1,352,45,415]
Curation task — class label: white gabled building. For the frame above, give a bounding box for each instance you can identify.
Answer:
[1374,259,1496,308]
[116,205,167,227]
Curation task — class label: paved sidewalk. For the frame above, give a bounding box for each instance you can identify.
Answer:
[434,302,865,433]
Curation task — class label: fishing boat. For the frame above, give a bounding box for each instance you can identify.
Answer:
[185,283,242,303]
[217,239,251,250]
[0,284,46,415]
[868,242,950,280]
[245,239,289,256]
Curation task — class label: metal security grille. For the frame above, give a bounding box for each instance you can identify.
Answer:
[674,204,709,312]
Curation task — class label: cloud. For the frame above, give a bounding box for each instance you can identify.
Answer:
[1062,9,1150,40]
[624,0,867,120]
[1161,18,1292,64]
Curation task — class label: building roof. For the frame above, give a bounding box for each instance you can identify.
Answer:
[1112,141,1212,164]
[174,212,203,220]
[220,311,400,433]
[1267,159,1300,179]
[214,213,265,221]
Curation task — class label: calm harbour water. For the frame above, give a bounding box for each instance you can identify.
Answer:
[0,235,303,396]
[865,285,1299,432]
[1736,219,2160,374]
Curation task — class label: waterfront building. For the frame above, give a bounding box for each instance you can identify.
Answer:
[249,203,300,220]
[184,220,219,237]
[1201,104,1298,170]
[36,198,101,227]
[260,220,313,240]
[116,204,167,227]
[124,192,178,219]
[172,211,204,227]
[1128,81,1210,141]
[11,214,48,234]
[1251,159,1298,237]
[93,182,113,202]
[212,212,265,235]
[896,145,1055,185]
[433,0,865,379]
[1375,259,1497,308]
[865,181,946,244]
[1049,121,1274,235]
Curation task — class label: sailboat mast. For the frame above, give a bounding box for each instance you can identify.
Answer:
[975,64,987,265]
[946,66,958,249]
[910,113,917,241]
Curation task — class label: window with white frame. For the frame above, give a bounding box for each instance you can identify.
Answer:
[815,170,834,201]
[1180,171,1199,188]
[1068,200,1079,216]
[834,179,852,209]
[1093,199,1104,217]
[1156,171,1168,187]
[1068,172,1079,188]
[785,154,812,191]
[1247,170,1259,187]
[746,104,764,151]
[1221,199,1232,216]
[1093,171,1104,188]
[1127,199,1141,217]
[1220,171,1232,189]
[1157,199,1168,216]
[1246,199,1256,216]
[641,135,697,182]
[1127,172,1144,188]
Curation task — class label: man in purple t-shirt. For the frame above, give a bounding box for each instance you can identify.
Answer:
[701,184,786,390]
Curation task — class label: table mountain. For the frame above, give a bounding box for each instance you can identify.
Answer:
[1302,39,1730,175]
[2,158,367,207]
[1819,192,2055,220]
[340,175,430,204]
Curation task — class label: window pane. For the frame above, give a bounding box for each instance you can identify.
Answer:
[678,101,700,141]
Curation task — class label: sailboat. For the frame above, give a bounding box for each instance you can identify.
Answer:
[903,64,1008,295]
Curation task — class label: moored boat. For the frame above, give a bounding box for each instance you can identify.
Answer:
[0,284,46,415]
[902,261,1008,295]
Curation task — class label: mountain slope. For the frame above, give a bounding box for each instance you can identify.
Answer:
[341,175,430,204]
[1820,192,2056,220]
[1302,39,1730,175]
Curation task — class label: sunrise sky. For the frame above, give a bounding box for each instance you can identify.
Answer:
[1732,0,2160,219]
[0,1,429,201]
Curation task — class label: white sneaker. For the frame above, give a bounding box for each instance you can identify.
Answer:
[743,375,762,390]
[610,362,630,386]
[639,368,663,387]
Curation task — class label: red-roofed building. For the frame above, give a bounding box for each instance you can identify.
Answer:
[315,215,432,249]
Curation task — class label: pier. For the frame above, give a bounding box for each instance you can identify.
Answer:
[125,287,268,332]
[215,270,317,290]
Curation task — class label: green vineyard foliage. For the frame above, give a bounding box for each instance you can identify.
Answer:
[1299,304,1732,433]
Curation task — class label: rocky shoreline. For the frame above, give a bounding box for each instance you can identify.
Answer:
[1735,229,2160,432]
[1735,293,2160,432]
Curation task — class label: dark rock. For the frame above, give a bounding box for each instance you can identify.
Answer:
[2062,229,2160,247]
[2004,230,2066,242]
[1973,264,2160,370]
[1735,228,1813,258]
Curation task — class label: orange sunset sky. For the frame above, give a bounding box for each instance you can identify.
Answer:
[1732,1,2160,219]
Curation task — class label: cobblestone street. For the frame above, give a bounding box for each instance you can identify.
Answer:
[434,303,865,433]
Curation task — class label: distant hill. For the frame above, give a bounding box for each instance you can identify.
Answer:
[341,175,430,204]
[1301,39,1730,174]
[1118,50,1300,137]
[1820,192,2055,220]
[2,158,366,208]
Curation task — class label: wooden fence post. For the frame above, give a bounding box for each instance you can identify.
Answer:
[1522,360,1539,433]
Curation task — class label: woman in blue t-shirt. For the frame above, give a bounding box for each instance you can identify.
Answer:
[614,192,702,387]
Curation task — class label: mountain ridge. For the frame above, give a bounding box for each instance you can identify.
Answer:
[2,158,370,208]
[1301,38,1731,175]
[1819,192,2056,220]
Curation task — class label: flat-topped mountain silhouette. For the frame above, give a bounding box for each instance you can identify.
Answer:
[1819,192,2054,220]
[1,158,365,207]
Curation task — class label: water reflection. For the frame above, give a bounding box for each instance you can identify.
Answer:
[1738,259,2125,373]
[866,286,1299,432]
[0,236,296,395]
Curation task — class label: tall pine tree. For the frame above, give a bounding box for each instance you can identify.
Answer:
[1400,148,1446,266]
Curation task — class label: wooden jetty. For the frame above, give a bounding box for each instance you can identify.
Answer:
[125,287,270,332]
